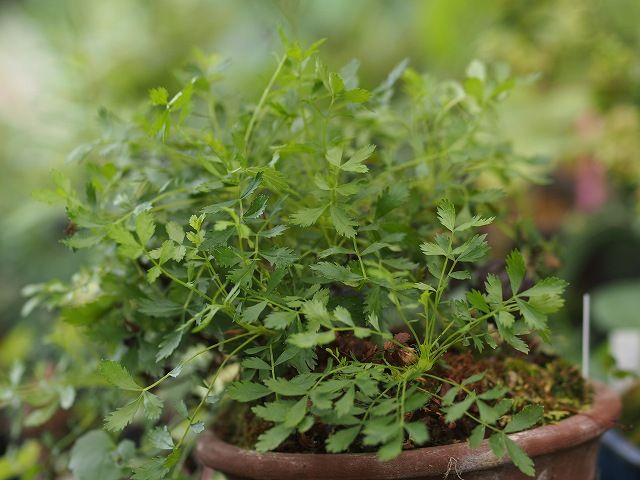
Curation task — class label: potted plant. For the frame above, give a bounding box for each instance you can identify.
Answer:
[7,37,619,479]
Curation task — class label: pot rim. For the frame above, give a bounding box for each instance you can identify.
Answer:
[196,380,620,479]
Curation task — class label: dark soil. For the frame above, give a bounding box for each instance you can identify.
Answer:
[215,344,590,454]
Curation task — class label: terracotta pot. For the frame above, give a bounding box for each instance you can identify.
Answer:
[196,381,620,480]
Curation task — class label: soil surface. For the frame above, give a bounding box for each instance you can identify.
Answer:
[215,344,590,454]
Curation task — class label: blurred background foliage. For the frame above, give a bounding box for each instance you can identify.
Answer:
[1,0,640,474]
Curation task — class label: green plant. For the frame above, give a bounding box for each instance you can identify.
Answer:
[3,36,571,478]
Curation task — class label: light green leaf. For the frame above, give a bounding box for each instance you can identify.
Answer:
[468,425,485,449]
[341,144,375,173]
[488,432,506,459]
[264,374,319,396]
[264,311,297,330]
[516,299,547,329]
[445,395,475,422]
[148,426,174,450]
[326,426,360,453]
[377,431,403,461]
[504,436,535,476]
[290,206,327,227]
[521,277,567,298]
[260,247,298,267]
[326,147,343,167]
[241,357,272,370]
[485,274,503,304]
[165,221,184,243]
[333,306,354,326]
[437,199,456,231]
[132,457,169,480]
[255,424,293,452]
[105,397,142,431]
[227,381,272,401]
[142,391,163,420]
[343,88,371,103]
[504,405,543,433]
[252,400,295,422]
[330,205,357,238]
[284,397,308,427]
[242,301,267,324]
[335,386,355,417]
[310,262,362,285]
[149,87,169,106]
[135,212,156,246]
[288,330,336,348]
[404,422,429,445]
[99,361,142,391]
[506,250,526,294]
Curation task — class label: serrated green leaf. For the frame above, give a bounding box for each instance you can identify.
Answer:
[504,405,543,433]
[504,436,535,476]
[437,199,456,231]
[135,212,156,246]
[264,374,319,396]
[105,396,142,431]
[284,396,308,427]
[455,214,494,232]
[498,311,515,328]
[468,424,485,449]
[252,400,295,422]
[333,306,354,326]
[377,431,403,461]
[290,205,327,226]
[462,372,485,385]
[260,247,298,267]
[156,330,182,361]
[516,299,546,329]
[241,357,271,370]
[326,426,360,453]
[343,88,371,103]
[485,274,503,304]
[264,311,297,330]
[445,394,475,422]
[326,147,343,167]
[148,427,174,450]
[149,87,169,106]
[376,184,408,218]
[245,193,269,219]
[330,205,357,238]
[255,424,293,452]
[506,250,526,294]
[242,301,267,323]
[335,386,355,417]
[310,262,362,285]
[142,391,163,420]
[488,432,506,459]
[240,172,263,199]
[99,361,142,391]
[341,144,374,173]
[521,277,567,298]
[420,241,447,257]
[132,457,169,480]
[165,221,184,243]
[259,225,289,238]
[288,330,336,348]
[227,381,272,401]
[404,421,429,445]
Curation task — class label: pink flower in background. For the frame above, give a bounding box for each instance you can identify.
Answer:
[576,157,608,212]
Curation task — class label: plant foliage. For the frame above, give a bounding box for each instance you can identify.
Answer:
[3,35,569,478]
